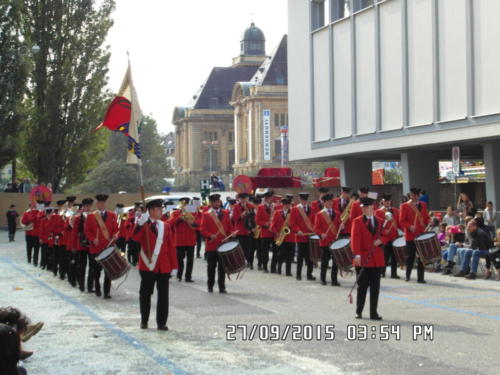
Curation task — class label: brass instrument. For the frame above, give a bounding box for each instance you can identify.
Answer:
[337,198,355,240]
[275,213,291,246]
[180,200,197,229]
[254,203,274,239]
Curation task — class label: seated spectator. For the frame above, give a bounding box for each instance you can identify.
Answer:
[437,223,448,246]
[0,323,27,375]
[454,220,492,279]
[484,229,500,281]
[443,206,460,226]
[442,220,473,275]
[428,217,441,234]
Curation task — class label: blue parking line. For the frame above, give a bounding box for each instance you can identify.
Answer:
[0,256,191,375]
[421,293,500,303]
[381,293,500,321]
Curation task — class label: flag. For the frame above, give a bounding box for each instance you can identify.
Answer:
[98,63,142,165]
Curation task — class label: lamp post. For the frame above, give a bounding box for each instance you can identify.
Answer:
[202,140,219,177]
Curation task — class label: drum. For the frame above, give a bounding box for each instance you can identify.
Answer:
[217,241,246,275]
[329,238,353,271]
[309,235,321,266]
[95,246,130,280]
[391,237,407,266]
[415,232,442,264]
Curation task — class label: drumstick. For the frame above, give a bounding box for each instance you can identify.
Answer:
[221,231,238,243]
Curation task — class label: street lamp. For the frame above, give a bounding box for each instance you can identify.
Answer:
[202,140,219,177]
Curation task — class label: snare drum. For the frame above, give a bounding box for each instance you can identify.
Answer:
[309,235,321,266]
[329,238,353,271]
[415,232,441,264]
[95,246,130,280]
[217,241,246,275]
[391,237,407,266]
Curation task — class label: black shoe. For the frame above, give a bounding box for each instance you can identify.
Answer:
[158,326,169,331]
[442,268,452,275]
[355,313,362,319]
[286,273,293,277]
[95,290,102,297]
[331,281,341,286]
[185,279,194,283]
[417,280,426,284]
[103,295,112,299]
[87,289,94,293]
[465,272,476,280]
[296,276,302,281]
[79,287,85,292]
[208,287,213,293]
[454,271,467,277]
[141,322,148,329]
[321,281,327,286]
[405,277,410,282]
[307,276,316,281]
[219,289,227,294]
[390,275,401,279]
[177,278,182,282]
[263,269,269,273]
[196,255,201,259]
[258,265,262,271]
[249,264,254,270]
[370,315,383,321]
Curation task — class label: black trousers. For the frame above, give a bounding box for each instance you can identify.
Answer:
[238,235,253,267]
[139,270,170,328]
[46,245,54,271]
[383,242,398,277]
[405,240,424,281]
[259,237,273,271]
[66,251,77,286]
[86,251,94,291]
[320,246,338,283]
[177,246,194,281]
[57,247,68,280]
[40,243,48,268]
[250,237,259,266]
[196,231,203,257]
[206,251,225,290]
[278,241,294,275]
[53,245,66,277]
[355,266,382,317]
[116,237,126,254]
[73,251,88,291]
[127,240,139,265]
[89,254,111,296]
[270,242,279,272]
[8,223,16,241]
[296,242,313,278]
[26,235,40,265]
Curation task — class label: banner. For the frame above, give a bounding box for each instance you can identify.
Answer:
[263,109,271,161]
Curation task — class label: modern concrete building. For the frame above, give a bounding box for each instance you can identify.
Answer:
[288,0,500,209]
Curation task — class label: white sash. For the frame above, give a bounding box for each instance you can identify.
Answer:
[140,220,164,271]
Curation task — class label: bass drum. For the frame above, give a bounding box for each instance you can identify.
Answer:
[217,241,247,275]
[415,232,442,264]
[391,237,407,266]
[95,246,130,280]
[309,235,321,267]
[329,238,353,272]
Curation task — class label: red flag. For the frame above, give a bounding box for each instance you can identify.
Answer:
[96,96,131,134]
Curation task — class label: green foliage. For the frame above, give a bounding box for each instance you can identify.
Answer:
[0,0,29,168]
[75,159,138,194]
[384,168,403,184]
[20,0,115,192]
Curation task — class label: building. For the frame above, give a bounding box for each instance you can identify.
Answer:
[163,131,176,170]
[172,23,268,190]
[288,0,500,209]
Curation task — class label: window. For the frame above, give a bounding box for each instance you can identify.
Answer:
[204,131,218,141]
[228,131,234,143]
[228,150,235,167]
[274,113,288,127]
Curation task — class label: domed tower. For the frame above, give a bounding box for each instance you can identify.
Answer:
[233,22,267,67]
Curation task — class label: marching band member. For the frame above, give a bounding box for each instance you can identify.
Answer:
[255,190,275,273]
[290,192,316,281]
[128,202,144,266]
[350,187,369,221]
[38,203,53,270]
[399,188,430,283]
[270,198,295,276]
[200,194,233,293]
[232,193,255,269]
[351,196,385,320]
[192,197,204,259]
[311,187,329,215]
[62,196,77,286]
[313,194,341,286]
[21,201,43,266]
[169,197,198,282]
[133,199,178,330]
[333,187,353,237]
[84,194,119,299]
[70,198,94,292]
[49,200,67,279]
[115,203,127,255]
[375,195,401,279]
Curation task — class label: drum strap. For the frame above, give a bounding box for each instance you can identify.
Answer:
[140,220,164,271]
[209,209,227,237]
[298,205,314,232]
[408,202,424,227]
[321,209,337,237]
[94,211,110,242]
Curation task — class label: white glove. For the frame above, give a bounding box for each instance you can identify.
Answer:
[137,212,150,226]
[171,269,178,277]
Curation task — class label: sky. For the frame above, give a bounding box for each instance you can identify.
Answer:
[106,0,288,135]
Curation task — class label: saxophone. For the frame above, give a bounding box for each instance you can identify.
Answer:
[340,198,355,224]
[275,212,291,246]
[180,201,197,229]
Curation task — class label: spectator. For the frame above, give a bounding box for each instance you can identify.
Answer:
[457,193,474,218]
[223,196,231,210]
[419,190,429,205]
[4,183,15,193]
[443,207,460,226]
[437,223,448,246]
[22,179,33,194]
[484,229,500,281]
[0,323,27,375]
[442,218,474,274]
[483,201,496,237]
[454,220,492,279]
[6,205,19,242]
[429,217,441,234]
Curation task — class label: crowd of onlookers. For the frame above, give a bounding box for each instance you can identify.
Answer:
[2,179,36,193]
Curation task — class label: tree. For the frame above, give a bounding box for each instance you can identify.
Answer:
[21,0,115,192]
[0,0,29,168]
[76,115,172,193]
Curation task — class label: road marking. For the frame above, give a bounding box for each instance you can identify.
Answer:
[421,293,500,303]
[0,255,191,375]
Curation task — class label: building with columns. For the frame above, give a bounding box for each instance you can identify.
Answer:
[172,23,267,190]
[230,35,288,176]
[288,0,500,210]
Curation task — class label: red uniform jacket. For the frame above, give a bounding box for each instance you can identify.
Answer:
[332,197,352,235]
[255,203,275,239]
[349,200,363,221]
[311,199,324,215]
[313,208,341,247]
[21,210,42,237]
[84,211,119,255]
[132,220,178,273]
[70,213,90,251]
[49,213,66,247]
[232,202,255,236]
[351,215,385,268]
[290,204,315,243]
[399,201,430,241]
[375,207,400,244]
[169,209,198,247]
[39,215,53,246]
[270,209,295,243]
[118,216,129,239]
[200,209,233,251]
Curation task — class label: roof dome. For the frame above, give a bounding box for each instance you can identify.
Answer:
[242,22,265,42]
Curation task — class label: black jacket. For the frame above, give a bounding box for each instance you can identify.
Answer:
[470,228,492,250]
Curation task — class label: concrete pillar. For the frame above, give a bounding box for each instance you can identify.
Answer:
[401,151,440,209]
[339,158,372,190]
[483,141,500,226]
[189,123,202,171]
[234,112,239,165]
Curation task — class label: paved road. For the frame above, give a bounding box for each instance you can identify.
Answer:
[2,232,499,375]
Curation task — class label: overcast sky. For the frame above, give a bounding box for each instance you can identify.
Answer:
[106,0,288,134]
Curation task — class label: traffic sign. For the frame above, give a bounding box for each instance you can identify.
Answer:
[200,179,210,190]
